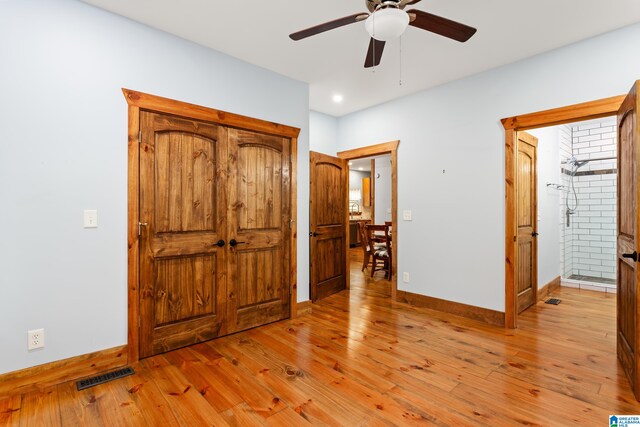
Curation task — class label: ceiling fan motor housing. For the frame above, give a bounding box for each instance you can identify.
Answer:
[367,0,416,13]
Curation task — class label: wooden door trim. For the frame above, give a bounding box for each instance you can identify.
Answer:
[123,89,300,363]
[337,141,400,160]
[337,140,399,299]
[502,96,624,329]
[122,89,300,138]
[370,159,376,220]
[290,136,299,317]
[502,95,626,130]
[126,102,140,363]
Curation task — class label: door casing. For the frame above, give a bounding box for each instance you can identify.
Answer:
[123,89,300,364]
[502,95,625,329]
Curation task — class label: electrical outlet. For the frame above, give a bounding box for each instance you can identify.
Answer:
[28,329,45,350]
[403,272,410,283]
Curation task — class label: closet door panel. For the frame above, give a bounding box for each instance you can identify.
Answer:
[227,129,291,332]
[139,112,228,358]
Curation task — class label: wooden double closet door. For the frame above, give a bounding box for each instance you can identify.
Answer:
[138,111,291,358]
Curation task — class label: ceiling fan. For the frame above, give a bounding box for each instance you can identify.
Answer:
[289,0,477,68]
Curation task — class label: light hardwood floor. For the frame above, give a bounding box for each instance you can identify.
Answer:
[2,256,639,426]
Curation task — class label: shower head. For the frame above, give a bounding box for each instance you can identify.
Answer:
[565,156,587,169]
[574,160,588,168]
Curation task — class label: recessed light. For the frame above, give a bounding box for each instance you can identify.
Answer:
[332,94,343,103]
[348,161,353,166]
[358,167,364,171]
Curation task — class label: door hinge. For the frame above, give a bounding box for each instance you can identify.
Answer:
[289,218,295,229]
[138,130,142,144]
[138,316,141,328]
[138,222,148,236]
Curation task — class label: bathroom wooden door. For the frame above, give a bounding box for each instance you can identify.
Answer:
[616,81,640,400]
[309,151,348,301]
[516,131,538,313]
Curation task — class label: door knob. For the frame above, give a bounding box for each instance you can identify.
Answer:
[229,239,245,247]
[531,232,539,237]
[622,251,638,262]
[309,232,323,237]
[215,239,225,247]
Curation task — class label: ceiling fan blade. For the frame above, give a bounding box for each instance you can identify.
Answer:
[289,13,368,41]
[399,0,422,7]
[407,9,476,42]
[364,38,385,68]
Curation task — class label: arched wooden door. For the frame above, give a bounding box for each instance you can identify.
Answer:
[617,81,640,400]
[516,132,539,314]
[309,151,348,301]
[137,111,293,357]
[226,129,292,333]
[138,111,228,358]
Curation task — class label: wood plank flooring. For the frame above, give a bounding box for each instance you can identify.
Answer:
[2,255,639,425]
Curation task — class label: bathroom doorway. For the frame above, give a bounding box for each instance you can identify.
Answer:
[502,95,624,329]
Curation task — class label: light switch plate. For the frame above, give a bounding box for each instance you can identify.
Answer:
[84,210,98,228]
[403,210,412,221]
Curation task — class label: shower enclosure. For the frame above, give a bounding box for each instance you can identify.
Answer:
[560,119,617,290]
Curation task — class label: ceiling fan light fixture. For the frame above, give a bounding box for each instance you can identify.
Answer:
[365,7,409,42]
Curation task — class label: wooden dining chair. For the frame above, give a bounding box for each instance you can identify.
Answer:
[366,224,392,279]
[384,221,393,241]
[358,221,373,271]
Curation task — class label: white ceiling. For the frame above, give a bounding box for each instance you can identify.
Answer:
[81,0,640,117]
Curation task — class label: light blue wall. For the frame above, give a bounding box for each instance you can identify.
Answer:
[309,111,339,155]
[0,0,309,374]
[374,157,392,225]
[528,126,562,289]
[348,170,370,202]
[336,23,640,311]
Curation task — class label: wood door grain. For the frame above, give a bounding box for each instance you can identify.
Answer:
[139,111,228,357]
[617,82,640,400]
[226,129,291,333]
[310,151,348,301]
[516,132,538,313]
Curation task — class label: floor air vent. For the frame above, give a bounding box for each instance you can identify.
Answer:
[545,298,561,305]
[76,366,135,391]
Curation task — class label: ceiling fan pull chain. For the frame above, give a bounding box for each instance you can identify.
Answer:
[399,35,403,86]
